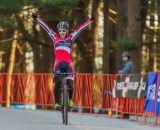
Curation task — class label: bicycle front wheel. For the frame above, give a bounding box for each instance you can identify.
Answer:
[61,90,65,124]
[63,84,68,125]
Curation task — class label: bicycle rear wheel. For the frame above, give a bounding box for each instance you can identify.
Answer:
[63,84,68,125]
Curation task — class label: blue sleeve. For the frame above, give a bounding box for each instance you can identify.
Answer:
[118,66,130,74]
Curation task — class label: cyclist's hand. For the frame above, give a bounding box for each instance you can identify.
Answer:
[90,14,96,21]
[32,12,38,19]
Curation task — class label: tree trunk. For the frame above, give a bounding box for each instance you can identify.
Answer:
[115,0,128,72]
[41,32,53,73]
[91,0,101,72]
[6,31,17,108]
[73,0,100,73]
[71,0,95,73]
[103,0,110,73]
[15,14,43,73]
[127,0,142,73]
[108,0,118,73]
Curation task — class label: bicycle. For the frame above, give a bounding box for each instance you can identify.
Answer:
[54,72,72,125]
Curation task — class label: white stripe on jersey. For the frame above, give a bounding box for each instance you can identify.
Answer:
[56,46,71,53]
[66,76,73,80]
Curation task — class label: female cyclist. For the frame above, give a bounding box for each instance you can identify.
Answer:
[32,12,95,109]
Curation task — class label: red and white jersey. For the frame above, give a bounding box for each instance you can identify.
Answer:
[36,17,93,63]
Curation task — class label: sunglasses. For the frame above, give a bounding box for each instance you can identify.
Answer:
[58,29,67,32]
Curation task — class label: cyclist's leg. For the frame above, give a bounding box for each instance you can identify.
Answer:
[66,62,74,107]
[66,79,73,100]
[54,80,61,103]
[54,63,62,107]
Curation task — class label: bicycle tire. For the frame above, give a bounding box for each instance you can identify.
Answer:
[63,84,68,125]
[61,89,65,124]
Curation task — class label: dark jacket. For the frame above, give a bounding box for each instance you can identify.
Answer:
[118,59,134,74]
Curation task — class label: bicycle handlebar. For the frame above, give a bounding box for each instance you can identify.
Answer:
[53,72,76,76]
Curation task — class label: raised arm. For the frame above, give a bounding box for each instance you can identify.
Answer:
[32,13,56,40]
[71,14,95,41]
[71,19,93,41]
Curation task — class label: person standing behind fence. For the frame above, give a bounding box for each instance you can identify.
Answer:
[118,51,134,74]
[118,51,134,119]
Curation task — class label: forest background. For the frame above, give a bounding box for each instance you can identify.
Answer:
[0,0,159,74]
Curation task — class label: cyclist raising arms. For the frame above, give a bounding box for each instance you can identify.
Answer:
[32,12,95,109]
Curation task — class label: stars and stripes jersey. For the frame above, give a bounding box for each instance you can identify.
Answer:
[36,17,93,63]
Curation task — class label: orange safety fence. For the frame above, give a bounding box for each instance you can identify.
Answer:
[34,74,54,107]
[73,74,114,113]
[92,74,114,109]
[0,73,159,126]
[0,74,3,103]
[110,73,160,126]
[73,74,93,113]
[114,98,145,115]
[0,73,114,110]
[0,73,55,107]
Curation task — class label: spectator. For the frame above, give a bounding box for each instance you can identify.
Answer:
[118,51,134,119]
[118,51,133,74]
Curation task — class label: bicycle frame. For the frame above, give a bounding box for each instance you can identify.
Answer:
[55,72,70,125]
[54,72,73,125]
[60,74,69,125]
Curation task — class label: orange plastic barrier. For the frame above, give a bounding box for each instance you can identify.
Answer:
[0,73,114,110]
[0,74,7,104]
[111,72,160,126]
[92,74,114,109]
[73,74,93,113]
[0,74,3,103]
[73,74,115,113]
[34,74,54,108]
[0,73,159,126]
[0,73,55,107]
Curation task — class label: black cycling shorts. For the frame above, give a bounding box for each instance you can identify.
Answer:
[53,62,74,82]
